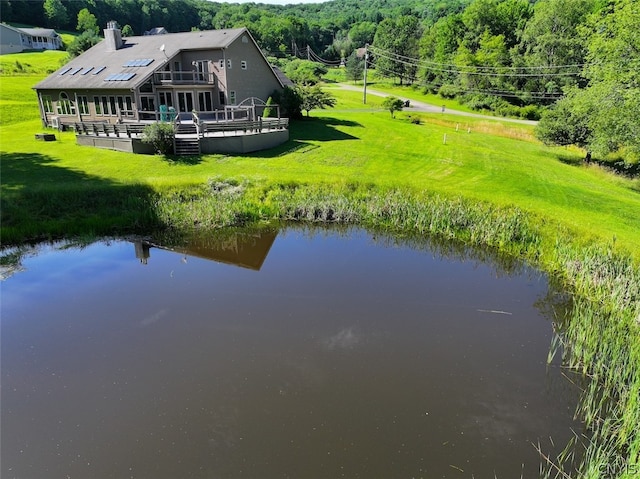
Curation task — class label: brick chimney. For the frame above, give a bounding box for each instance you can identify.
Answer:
[104,20,123,51]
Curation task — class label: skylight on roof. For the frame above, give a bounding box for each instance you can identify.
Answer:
[58,67,72,75]
[123,58,154,67]
[93,66,106,75]
[104,72,136,82]
[69,67,83,75]
[81,67,94,75]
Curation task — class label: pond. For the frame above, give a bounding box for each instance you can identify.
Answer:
[1,227,581,478]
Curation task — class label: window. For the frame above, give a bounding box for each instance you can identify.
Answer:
[173,61,182,81]
[78,96,89,115]
[117,97,131,117]
[219,91,225,105]
[56,92,76,115]
[158,91,173,108]
[227,59,232,69]
[139,81,153,93]
[198,91,213,112]
[42,95,53,113]
[94,96,102,115]
[241,61,247,70]
[101,96,110,115]
[140,96,155,112]
[194,60,209,82]
[229,91,236,105]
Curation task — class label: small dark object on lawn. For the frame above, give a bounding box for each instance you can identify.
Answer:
[35,133,56,141]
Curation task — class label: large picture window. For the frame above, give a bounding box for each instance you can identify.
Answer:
[56,92,76,115]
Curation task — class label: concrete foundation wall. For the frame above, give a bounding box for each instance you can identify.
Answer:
[201,130,289,154]
[76,135,156,154]
[76,129,288,155]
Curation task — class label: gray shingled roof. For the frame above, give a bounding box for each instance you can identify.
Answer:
[34,28,247,91]
[20,28,60,37]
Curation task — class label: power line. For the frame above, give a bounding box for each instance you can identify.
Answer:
[368,45,590,73]
[370,47,583,78]
[369,62,563,100]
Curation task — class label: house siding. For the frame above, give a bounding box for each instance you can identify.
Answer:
[0,25,25,54]
[224,33,283,104]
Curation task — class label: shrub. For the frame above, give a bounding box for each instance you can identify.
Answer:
[271,87,303,119]
[142,123,174,155]
[438,84,459,99]
[519,104,541,120]
[263,96,276,118]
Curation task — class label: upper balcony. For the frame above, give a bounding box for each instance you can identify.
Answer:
[153,71,215,85]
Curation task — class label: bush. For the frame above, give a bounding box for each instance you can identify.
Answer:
[263,96,276,118]
[438,84,459,99]
[519,104,541,120]
[142,123,174,155]
[270,87,303,119]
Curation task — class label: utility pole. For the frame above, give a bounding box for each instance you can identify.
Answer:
[363,44,368,104]
[307,45,310,61]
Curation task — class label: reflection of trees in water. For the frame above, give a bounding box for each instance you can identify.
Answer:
[286,222,530,277]
[0,248,27,280]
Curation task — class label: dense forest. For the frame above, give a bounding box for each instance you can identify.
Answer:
[2,0,638,161]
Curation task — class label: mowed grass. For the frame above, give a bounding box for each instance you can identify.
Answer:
[0,50,68,75]
[1,70,639,257]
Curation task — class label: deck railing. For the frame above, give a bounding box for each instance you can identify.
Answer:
[72,117,289,139]
[153,71,215,84]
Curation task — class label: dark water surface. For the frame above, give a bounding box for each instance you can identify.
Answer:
[1,228,580,478]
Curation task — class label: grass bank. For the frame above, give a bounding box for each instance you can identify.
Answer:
[1,68,639,477]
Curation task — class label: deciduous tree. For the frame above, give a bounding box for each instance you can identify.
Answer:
[381,96,405,118]
[373,15,421,85]
[76,8,99,34]
[297,85,336,117]
[44,0,69,29]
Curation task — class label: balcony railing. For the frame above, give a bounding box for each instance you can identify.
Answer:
[153,71,215,85]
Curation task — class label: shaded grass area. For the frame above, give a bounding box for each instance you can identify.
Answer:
[1,152,162,242]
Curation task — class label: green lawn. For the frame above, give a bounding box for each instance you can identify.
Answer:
[0,50,68,75]
[1,71,639,257]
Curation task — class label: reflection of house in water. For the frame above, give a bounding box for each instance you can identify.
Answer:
[133,230,277,270]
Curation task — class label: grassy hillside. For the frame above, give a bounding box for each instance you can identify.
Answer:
[1,71,639,256]
[0,49,68,75]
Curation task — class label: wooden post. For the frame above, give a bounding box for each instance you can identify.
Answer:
[363,44,368,105]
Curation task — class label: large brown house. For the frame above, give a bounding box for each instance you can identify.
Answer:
[33,22,285,128]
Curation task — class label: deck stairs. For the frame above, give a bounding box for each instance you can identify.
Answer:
[174,137,201,156]
[174,122,201,155]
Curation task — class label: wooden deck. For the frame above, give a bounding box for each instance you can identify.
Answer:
[72,118,289,140]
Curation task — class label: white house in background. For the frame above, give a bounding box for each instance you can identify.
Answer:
[0,23,63,54]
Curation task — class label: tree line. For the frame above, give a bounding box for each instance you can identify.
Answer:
[1,0,638,162]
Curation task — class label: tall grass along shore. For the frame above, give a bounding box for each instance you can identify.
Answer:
[1,67,639,477]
